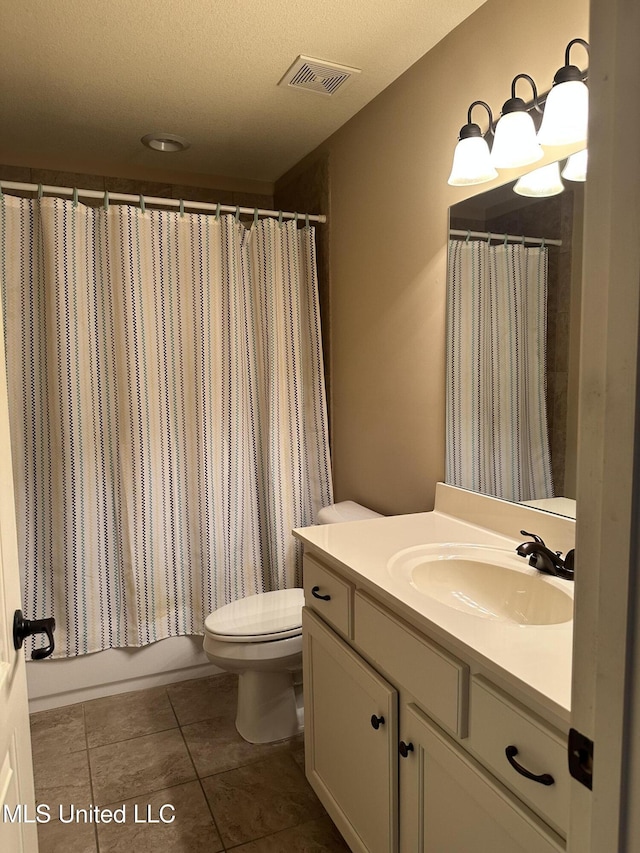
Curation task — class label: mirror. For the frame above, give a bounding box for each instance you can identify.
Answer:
[446,164,584,519]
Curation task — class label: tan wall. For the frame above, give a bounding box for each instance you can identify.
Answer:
[297,0,589,515]
[0,164,273,212]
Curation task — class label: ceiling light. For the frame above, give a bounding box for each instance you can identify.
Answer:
[561,148,588,181]
[537,40,589,146]
[141,133,190,153]
[514,162,564,197]
[448,101,497,186]
[491,74,544,169]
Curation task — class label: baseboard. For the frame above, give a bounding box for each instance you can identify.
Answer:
[27,635,222,713]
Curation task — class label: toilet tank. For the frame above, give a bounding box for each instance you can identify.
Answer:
[316,501,382,525]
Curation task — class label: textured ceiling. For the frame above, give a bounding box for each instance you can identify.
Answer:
[1,0,487,186]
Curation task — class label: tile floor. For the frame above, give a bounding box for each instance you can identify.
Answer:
[30,673,350,853]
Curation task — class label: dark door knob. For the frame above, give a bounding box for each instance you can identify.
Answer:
[13,610,56,660]
[370,714,385,730]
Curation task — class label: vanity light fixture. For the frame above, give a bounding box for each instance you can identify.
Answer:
[514,161,565,198]
[537,39,589,146]
[447,101,498,186]
[447,37,589,186]
[561,148,588,181]
[491,74,544,169]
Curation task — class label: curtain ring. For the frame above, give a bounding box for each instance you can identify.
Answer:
[37,184,43,200]
[503,233,509,246]
[253,208,259,225]
[486,231,492,244]
[465,229,471,244]
[215,203,221,221]
[294,212,299,226]
[521,234,526,246]
[541,237,546,249]
[235,205,240,222]
[72,187,78,207]
[139,194,146,214]
[104,190,109,212]
[278,210,283,225]
[305,213,310,229]
[179,198,184,217]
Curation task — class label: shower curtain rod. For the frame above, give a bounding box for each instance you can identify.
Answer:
[0,180,327,224]
[449,228,561,247]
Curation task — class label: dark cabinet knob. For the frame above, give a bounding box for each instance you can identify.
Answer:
[399,741,414,758]
[311,586,331,601]
[370,714,385,730]
[13,610,56,660]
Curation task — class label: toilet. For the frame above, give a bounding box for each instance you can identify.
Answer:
[203,500,382,743]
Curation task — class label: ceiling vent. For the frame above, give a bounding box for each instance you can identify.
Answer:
[278,55,361,97]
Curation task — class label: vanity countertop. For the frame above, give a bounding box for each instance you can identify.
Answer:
[294,501,574,724]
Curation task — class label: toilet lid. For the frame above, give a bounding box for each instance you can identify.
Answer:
[204,588,304,643]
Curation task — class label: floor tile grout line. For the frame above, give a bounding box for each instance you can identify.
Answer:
[162,682,181,730]
[195,774,227,852]
[86,720,182,751]
[82,703,102,853]
[177,721,201,781]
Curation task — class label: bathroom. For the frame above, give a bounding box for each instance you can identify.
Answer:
[1,0,639,850]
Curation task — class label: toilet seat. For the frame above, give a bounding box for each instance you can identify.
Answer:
[204,588,303,643]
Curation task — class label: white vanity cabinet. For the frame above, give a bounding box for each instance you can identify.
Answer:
[302,553,568,853]
[303,607,399,853]
[400,702,563,853]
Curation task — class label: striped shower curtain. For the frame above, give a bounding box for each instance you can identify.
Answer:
[446,239,553,503]
[1,195,332,657]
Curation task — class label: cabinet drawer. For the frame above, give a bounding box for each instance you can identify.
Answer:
[467,676,569,837]
[403,702,564,853]
[303,555,354,639]
[354,592,468,737]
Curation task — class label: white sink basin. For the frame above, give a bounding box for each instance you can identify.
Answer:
[387,543,573,626]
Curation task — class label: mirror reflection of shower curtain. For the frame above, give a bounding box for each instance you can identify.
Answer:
[446,239,553,503]
[0,195,333,657]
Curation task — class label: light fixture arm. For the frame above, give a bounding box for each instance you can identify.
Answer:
[565,38,589,72]
[509,74,542,113]
[467,101,495,136]
[551,38,590,85]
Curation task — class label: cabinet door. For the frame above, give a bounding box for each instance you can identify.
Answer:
[400,703,565,853]
[303,607,398,853]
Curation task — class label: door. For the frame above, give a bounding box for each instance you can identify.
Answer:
[568,0,640,851]
[400,703,563,853]
[303,607,398,853]
[0,300,38,851]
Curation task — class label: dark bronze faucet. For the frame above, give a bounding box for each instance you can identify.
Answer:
[516,530,575,581]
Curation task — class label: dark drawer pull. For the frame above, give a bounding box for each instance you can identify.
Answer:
[505,745,554,786]
[399,741,414,758]
[371,714,385,730]
[311,586,331,601]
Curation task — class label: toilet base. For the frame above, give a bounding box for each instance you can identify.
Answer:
[235,669,303,744]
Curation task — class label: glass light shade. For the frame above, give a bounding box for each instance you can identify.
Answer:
[537,80,589,146]
[514,162,564,197]
[491,111,544,169]
[561,148,588,181]
[447,136,498,186]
